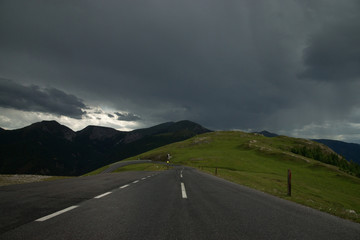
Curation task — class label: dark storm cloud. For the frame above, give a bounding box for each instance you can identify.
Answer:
[301,12,360,81]
[114,112,141,122]
[0,79,87,119]
[0,0,360,140]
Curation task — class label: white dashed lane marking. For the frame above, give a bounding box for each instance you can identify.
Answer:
[35,174,158,222]
[35,206,79,222]
[94,192,112,199]
[181,182,188,199]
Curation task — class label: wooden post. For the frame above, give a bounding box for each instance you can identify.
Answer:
[215,167,218,176]
[287,169,292,196]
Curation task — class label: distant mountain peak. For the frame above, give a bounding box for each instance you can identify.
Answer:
[25,120,76,141]
[30,120,61,127]
[253,130,278,138]
[77,125,121,140]
[176,120,196,124]
[170,120,211,133]
[132,120,211,137]
[175,120,204,126]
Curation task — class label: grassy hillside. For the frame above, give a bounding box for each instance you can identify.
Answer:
[128,131,360,223]
[112,163,169,172]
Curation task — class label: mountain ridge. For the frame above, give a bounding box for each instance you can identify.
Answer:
[313,139,360,165]
[252,130,279,138]
[0,120,211,176]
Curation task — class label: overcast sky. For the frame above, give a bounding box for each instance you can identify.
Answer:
[1,0,360,142]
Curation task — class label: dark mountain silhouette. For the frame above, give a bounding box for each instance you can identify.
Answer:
[313,139,360,165]
[253,130,279,138]
[0,120,211,176]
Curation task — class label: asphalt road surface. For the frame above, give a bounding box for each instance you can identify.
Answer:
[1,167,359,239]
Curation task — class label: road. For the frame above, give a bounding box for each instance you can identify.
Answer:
[0,167,359,239]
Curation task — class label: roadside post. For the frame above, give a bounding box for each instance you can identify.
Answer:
[167,153,171,170]
[215,167,218,176]
[287,169,292,196]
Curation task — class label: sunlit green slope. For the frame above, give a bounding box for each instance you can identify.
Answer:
[131,131,360,223]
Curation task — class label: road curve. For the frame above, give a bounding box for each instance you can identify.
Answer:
[0,167,359,239]
[100,160,168,174]
[100,160,152,173]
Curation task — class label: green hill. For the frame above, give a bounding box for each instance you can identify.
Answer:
[126,131,360,223]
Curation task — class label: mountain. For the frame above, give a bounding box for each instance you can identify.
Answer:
[0,121,80,175]
[108,120,211,161]
[0,120,211,176]
[313,139,360,165]
[23,120,76,141]
[252,130,279,138]
[77,125,123,141]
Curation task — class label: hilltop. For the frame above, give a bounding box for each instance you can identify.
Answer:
[253,130,360,167]
[126,131,360,222]
[0,120,210,176]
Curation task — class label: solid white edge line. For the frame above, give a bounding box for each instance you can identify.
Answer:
[120,184,130,189]
[35,206,79,222]
[133,180,139,184]
[94,192,112,199]
[181,182,188,199]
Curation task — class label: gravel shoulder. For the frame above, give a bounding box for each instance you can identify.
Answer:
[0,175,54,186]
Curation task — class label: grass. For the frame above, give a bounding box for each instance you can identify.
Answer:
[127,131,360,223]
[112,163,170,172]
[81,165,110,176]
[82,162,169,176]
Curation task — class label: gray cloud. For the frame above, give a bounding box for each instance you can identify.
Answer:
[300,11,360,81]
[0,79,87,119]
[114,112,141,122]
[0,1,360,141]
[93,110,103,114]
